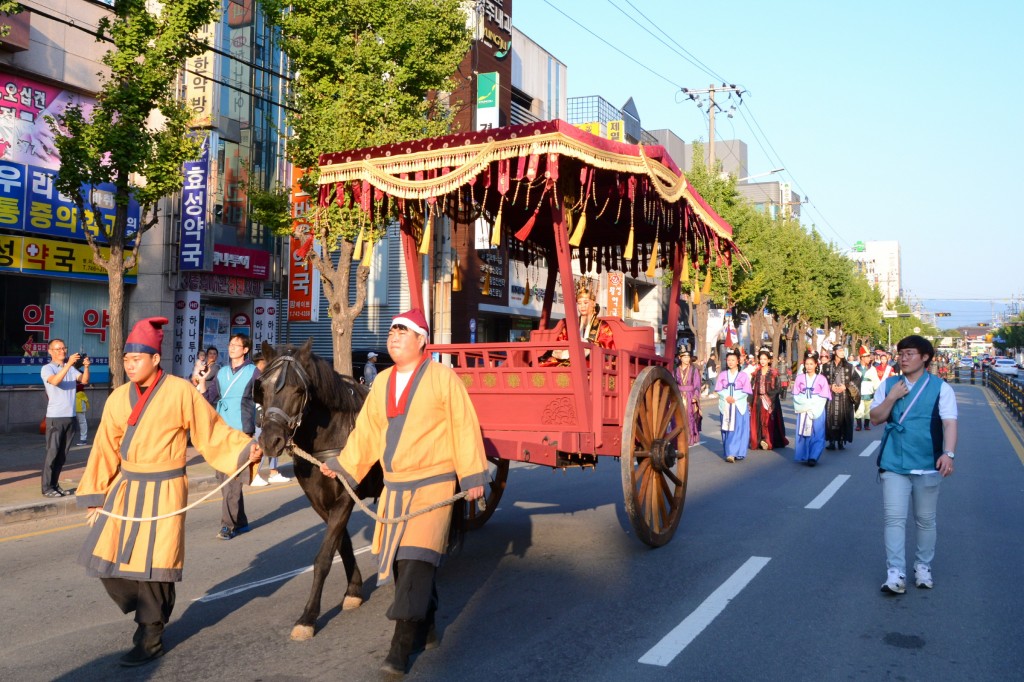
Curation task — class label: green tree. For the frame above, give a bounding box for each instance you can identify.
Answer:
[0,1,21,37]
[260,0,471,374]
[45,0,219,387]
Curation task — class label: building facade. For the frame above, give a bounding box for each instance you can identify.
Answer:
[0,1,288,430]
[848,240,902,306]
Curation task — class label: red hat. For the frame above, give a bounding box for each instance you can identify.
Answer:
[391,309,429,338]
[859,345,871,356]
[125,316,169,355]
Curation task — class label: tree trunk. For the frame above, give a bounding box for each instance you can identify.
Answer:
[750,307,766,354]
[695,300,710,362]
[311,236,370,378]
[107,248,126,389]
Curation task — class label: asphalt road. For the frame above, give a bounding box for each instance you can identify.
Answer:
[2,382,1023,681]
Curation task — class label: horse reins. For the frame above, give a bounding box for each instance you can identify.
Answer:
[261,352,482,524]
[282,442,481,524]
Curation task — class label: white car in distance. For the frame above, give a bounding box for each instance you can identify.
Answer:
[992,358,1019,377]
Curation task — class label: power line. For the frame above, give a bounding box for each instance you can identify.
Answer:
[606,0,726,84]
[540,0,683,91]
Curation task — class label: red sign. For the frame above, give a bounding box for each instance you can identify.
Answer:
[606,272,624,318]
[83,308,110,343]
[211,243,270,279]
[23,303,54,340]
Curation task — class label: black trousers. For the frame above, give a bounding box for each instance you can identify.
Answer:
[101,578,176,625]
[215,471,248,530]
[387,559,438,622]
[42,417,75,493]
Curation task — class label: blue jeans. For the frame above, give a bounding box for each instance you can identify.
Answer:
[881,471,942,573]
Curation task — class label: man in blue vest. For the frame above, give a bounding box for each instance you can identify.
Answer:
[197,333,260,539]
[870,335,957,594]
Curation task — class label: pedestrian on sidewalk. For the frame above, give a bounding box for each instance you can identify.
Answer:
[76,317,261,667]
[196,333,260,539]
[872,335,957,595]
[41,338,90,497]
[364,351,379,386]
[75,382,89,445]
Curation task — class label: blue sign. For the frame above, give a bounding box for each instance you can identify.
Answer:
[178,137,211,271]
[0,158,140,244]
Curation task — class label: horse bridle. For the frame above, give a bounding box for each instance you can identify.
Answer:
[260,354,311,445]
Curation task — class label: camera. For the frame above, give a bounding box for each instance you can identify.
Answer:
[73,353,87,370]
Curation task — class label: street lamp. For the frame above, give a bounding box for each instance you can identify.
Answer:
[728,167,785,183]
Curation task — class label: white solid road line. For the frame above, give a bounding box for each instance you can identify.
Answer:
[638,556,771,667]
[859,441,881,458]
[194,546,373,603]
[805,474,851,509]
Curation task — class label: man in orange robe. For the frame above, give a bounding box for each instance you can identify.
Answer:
[76,317,261,666]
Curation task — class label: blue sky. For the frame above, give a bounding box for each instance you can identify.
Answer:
[513,1,1021,328]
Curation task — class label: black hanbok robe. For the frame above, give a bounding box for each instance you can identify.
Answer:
[821,358,856,444]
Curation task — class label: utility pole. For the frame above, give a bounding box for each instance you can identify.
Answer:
[682,84,745,172]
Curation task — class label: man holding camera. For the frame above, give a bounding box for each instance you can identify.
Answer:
[41,338,90,497]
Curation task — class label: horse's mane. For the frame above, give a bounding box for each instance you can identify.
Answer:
[299,347,368,413]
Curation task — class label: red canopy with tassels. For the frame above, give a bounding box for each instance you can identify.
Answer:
[317,119,738,358]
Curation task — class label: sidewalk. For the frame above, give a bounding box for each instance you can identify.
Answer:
[0,430,290,528]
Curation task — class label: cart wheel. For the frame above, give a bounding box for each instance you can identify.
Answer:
[463,455,509,531]
[621,365,688,547]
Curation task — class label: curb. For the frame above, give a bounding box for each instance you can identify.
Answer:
[0,474,223,527]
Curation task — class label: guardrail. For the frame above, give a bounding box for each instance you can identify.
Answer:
[985,367,1024,426]
[951,365,986,386]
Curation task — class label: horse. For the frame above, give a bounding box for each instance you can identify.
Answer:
[255,339,384,641]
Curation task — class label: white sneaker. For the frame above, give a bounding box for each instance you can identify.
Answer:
[250,475,269,487]
[267,472,291,484]
[881,567,906,594]
[914,564,933,589]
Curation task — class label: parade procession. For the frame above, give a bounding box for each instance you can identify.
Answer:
[2,2,1023,681]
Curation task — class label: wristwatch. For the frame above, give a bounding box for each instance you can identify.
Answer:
[942,451,955,459]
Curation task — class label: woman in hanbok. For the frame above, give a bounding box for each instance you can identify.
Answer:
[539,281,614,366]
[714,348,752,462]
[792,350,832,466]
[674,347,703,445]
[750,347,789,451]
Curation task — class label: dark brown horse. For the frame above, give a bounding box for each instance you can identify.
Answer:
[255,340,384,641]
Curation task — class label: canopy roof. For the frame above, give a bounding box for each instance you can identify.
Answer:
[318,119,737,276]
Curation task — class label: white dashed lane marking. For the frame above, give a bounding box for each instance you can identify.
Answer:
[639,556,771,667]
[805,474,851,509]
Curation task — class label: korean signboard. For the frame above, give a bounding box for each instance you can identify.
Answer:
[606,271,624,317]
[251,298,277,351]
[212,243,270,279]
[607,120,625,142]
[172,290,201,376]
[576,122,602,137]
[0,233,138,282]
[288,169,320,322]
[179,136,211,271]
[0,158,140,244]
[185,23,217,128]
[476,72,499,131]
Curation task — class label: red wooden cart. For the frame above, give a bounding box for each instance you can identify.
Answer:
[317,120,738,546]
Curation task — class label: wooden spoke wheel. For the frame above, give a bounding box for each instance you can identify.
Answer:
[463,455,509,531]
[621,365,689,547]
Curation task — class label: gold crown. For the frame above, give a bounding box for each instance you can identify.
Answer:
[574,275,596,301]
